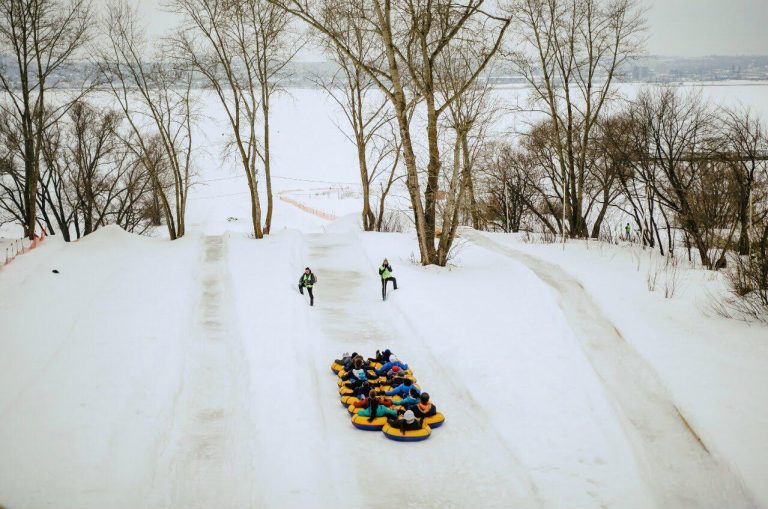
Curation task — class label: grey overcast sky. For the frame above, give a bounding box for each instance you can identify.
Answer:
[114,0,768,59]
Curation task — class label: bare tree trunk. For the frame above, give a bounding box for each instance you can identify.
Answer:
[262,100,273,234]
[270,0,509,265]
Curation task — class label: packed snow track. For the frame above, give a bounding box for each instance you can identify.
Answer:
[0,199,765,509]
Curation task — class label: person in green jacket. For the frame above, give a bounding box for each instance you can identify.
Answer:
[378,258,398,300]
[298,267,317,306]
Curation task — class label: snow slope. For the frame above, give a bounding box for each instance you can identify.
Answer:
[481,233,768,505]
[2,85,768,508]
[2,204,765,508]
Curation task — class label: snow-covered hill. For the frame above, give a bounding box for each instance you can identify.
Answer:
[1,85,767,509]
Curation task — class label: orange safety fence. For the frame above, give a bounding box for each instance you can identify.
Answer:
[2,228,47,268]
[279,192,337,221]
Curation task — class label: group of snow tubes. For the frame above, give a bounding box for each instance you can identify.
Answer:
[331,349,445,442]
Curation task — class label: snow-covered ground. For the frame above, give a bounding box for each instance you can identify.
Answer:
[1,83,768,509]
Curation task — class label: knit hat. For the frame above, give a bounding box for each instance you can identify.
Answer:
[420,392,430,403]
[403,410,415,423]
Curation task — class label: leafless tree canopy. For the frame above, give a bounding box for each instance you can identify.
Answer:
[0,0,92,239]
[268,0,511,265]
[96,1,196,241]
[168,0,300,239]
[509,0,646,239]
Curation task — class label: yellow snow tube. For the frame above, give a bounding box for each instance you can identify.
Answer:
[351,414,387,431]
[423,413,445,429]
[381,423,432,442]
[340,395,360,406]
[331,362,343,374]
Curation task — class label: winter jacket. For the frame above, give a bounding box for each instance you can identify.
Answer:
[376,360,408,375]
[379,264,393,280]
[299,273,316,288]
[352,397,393,409]
[369,349,393,363]
[411,402,437,418]
[385,383,419,397]
[357,405,398,418]
[340,368,371,382]
[387,417,423,431]
[343,358,374,373]
[392,395,419,407]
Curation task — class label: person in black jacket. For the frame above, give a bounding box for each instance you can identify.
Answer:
[387,409,423,432]
[378,259,397,300]
[368,349,393,364]
[298,267,317,306]
[410,392,438,418]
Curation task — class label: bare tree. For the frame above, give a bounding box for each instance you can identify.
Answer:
[268,0,511,266]
[316,32,393,231]
[513,119,571,235]
[35,100,154,240]
[602,110,667,251]
[718,106,768,255]
[510,0,646,239]
[251,0,302,234]
[0,0,92,238]
[475,141,535,232]
[97,1,196,240]
[435,40,497,262]
[169,0,271,238]
[371,119,404,232]
[624,88,740,268]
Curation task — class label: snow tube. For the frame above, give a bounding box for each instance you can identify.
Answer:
[338,376,386,387]
[331,362,343,374]
[340,395,361,406]
[351,414,388,431]
[381,423,432,442]
[423,413,445,429]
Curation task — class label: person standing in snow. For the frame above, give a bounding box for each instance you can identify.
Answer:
[298,267,317,306]
[624,223,632,241]
[379,258,397,300]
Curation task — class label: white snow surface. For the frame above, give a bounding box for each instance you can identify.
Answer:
[1,84,768,509]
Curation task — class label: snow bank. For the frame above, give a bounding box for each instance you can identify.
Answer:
[482,232,768,506]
